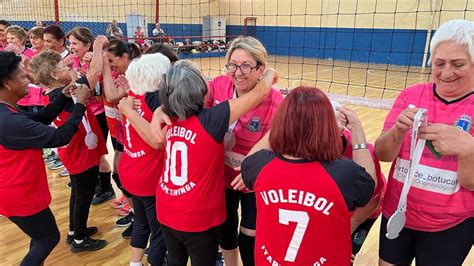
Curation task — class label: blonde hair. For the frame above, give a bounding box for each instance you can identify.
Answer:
[6,25,27,44]
[225,36,268,67]
[29,51,63,86]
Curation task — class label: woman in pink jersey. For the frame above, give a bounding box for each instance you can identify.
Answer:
[153,60,276,266]
[28,27,45,55]
[240,87,375,266]
[5,25,36,60]
[206,36,284,266]
[67,28,114,206]
[0,20,10,51]
[117,53,170,266]
[375,19,474,266]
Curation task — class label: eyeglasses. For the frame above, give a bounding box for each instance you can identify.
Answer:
[225,62,260,74]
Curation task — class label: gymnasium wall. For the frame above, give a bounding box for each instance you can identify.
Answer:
[2,0,473,66]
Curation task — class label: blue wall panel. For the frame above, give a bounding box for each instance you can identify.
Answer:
[9,20,428,66]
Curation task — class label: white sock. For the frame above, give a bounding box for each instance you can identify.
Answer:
[68,231,74,236]
[73,239,84,244]
[130,262,142,266]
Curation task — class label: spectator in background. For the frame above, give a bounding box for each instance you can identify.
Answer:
[106,19,123,39]
[152,23,166,43]
[35,21,44,28]
[133,25,145,48]
[0,20,11,51]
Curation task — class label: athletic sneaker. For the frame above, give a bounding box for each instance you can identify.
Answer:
[48,159,64,170]
[66,226,99,244]
[70,237,107,253]
[91,190,116,205]
[121,223,133,239]
[111,195,128,209]
[43,151,56,165]
[59,169,70,177]
[116,212,133,227]
[117,202,132,216]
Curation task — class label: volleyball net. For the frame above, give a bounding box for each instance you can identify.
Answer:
[2,0,473,108]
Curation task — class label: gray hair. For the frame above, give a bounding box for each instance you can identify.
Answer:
[430,19,474,63]
[125,53,170,95]
[159,60,208,120]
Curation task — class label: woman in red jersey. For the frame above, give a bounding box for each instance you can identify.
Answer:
[29,48,108,253]
[0,51,91,265]
[117,53,170,266]
[153,60,276,266]
[240,87,375,266]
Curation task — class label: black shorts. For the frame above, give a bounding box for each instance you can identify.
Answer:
[379,215,474,266]
[352,218,377,255]
[95,112,109,142]
[111,137,124,152]
[219,189,257,250]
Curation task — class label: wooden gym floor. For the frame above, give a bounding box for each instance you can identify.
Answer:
[1,56,472,265]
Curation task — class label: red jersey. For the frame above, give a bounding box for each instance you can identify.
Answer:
[118,91,164,196]
[0,105,50,217]
[48,89,107,175]
[156,102,230,232]
[242,150,374,266]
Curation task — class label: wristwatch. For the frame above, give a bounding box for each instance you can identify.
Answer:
[352,143,369,150]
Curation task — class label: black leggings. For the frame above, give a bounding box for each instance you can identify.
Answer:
[69,165,99,239]
[131,195,167,265]
[9,207,60,266]
[161,224,219,266]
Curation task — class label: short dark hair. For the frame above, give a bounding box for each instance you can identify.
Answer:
[269,86,342,161]
[145,43,179,63]
[0,52,22,88]
[43,25,66,45]
[0,20,11,27]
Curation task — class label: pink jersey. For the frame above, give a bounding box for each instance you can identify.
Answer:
[22,48,36,59]
[382,83,474,232]
[0,41,7,51]
[342,130,386,218]
[72,56,105,115]
[208,75,283,189]
[118,91,164,196]
[17,84,49,107]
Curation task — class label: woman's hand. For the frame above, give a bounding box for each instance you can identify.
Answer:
[118,96,135,115]
[394,107,423,135]
[419,123,473,157]
[74,83,92,105]
[150,106,172,142]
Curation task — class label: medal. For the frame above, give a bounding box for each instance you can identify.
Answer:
[72,95,98,150]
[386,107,426,239]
